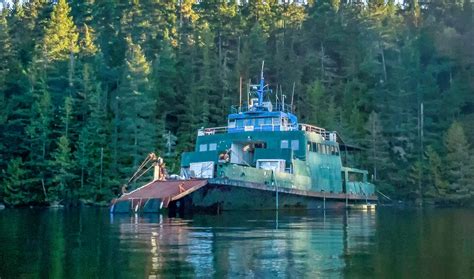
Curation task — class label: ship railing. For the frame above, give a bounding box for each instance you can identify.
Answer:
[298,123,326,135]
[197,126,228,136]
[230,103,294,114]
[198,124,299,136]
[298,124,338,141]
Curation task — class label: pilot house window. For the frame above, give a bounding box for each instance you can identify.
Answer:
[199,144,207,152]
[281,140,289,149]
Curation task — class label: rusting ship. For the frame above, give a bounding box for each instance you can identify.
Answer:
[111,67,377,214]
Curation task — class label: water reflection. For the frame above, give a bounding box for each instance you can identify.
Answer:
[1,208,473,278]
[112,210,377,278]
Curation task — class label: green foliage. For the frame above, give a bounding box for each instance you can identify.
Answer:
[50,135,76,203]
[2,158,30,206]
[0,0,473,206]
[116,38,157,176]
[424,146,446,197]
[41,0,79,61]
[443,122,473,195]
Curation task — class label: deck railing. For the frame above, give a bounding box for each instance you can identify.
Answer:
[230,103,294,114]
[298,123,326,134]
[197,126,228,136]
[197,123,336,141]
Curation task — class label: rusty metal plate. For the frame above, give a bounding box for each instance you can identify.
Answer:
[116,179,208,202]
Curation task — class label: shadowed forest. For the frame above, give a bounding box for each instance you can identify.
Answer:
[0,0,472,206]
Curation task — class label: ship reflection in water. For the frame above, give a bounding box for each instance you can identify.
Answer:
[1,208,473,278]
[111,211,377,278]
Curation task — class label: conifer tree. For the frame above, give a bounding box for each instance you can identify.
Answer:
[75,84,114,201]
[26,81,53,165]
[364,111,390,182]
[239,23,267,80]
[0,9,11,92]
[2,157,30,206]
[444,121,473,195]
[42,0,79,62]
[117,38,157,178]
[0,10,11,169]
[50,135,76,203]
[424,146,446,197]
[79,24,98,57]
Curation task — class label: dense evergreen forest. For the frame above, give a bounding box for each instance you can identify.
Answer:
[0,0,472,206]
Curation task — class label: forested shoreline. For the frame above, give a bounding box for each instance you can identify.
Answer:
[0,0,472,207]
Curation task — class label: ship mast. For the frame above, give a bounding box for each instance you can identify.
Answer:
[257,61,265,107]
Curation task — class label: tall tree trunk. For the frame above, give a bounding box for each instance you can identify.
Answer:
[380,41,387,82]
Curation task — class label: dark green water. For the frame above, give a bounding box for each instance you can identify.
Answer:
[0,208,473,279]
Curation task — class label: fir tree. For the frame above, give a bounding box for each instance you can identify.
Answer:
[50,135,77,203]
[79,24,98,57]
[444,121,473,195]
[117,38,157,178]
[26,81,53,165]
[2,157,30,206]
[364,111,390,182]
[0,9,12,92]
[41,0,79,62]
[424,146,446,197]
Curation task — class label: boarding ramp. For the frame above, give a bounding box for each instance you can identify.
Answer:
[110,179,208,213]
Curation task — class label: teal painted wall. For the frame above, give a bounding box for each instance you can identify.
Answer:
[181,130,375,196]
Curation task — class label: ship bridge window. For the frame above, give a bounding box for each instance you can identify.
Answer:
[244,118,254,126]
[281,140,289,149]
[199,144,207,152]
[209,143,217,151]
[291,140,299,151]
[228,120,236,128]
[264,118,272,125]
[273,118,281,125]
[236,119,244,127]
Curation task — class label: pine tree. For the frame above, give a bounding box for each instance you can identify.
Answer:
[50,135,77,203]
[424,146,446,197]
[26,81,53,168]
[79,24,98,57]
[239,23,267,80]
[302,80,326,126]
[364,111,390,182]
[0,9,12,92]
[444,121,473,195]
[0,10,12,169]
[41,0,79,62]
[117,38,157,179]
[2,157,30,206]
[75,82,115,201]
[197,24,221,126]
[152,38,177,119]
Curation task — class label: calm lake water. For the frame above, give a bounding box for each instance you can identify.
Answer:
[0,207,473,279]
